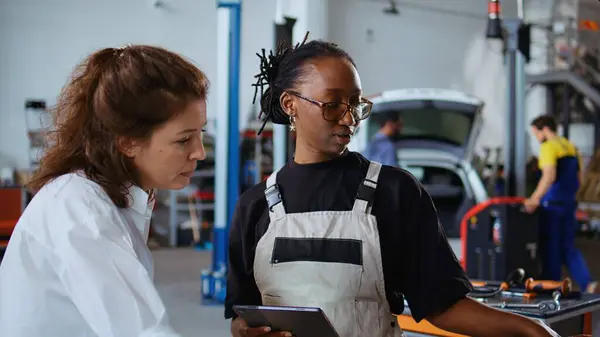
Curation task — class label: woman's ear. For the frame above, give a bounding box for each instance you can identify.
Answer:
[280,92,295,116]
[117,136,141,158]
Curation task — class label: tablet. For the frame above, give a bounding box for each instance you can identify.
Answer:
[233,304,340,337]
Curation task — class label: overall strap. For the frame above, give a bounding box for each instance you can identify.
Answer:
[265,169,286,219]
[352,161,382,214]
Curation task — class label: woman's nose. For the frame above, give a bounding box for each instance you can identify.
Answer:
[189,137,206,161]
[339,107,357,126]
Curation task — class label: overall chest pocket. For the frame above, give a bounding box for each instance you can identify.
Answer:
[266,237,364,301]
[271,237,363,265]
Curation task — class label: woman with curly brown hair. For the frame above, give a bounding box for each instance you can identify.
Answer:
[0,45,209,337]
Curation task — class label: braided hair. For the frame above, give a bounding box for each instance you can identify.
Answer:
[252,32,356,135]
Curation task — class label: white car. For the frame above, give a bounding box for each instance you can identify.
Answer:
[350,88,489,238]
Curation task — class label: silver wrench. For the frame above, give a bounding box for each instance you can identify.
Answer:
[488,291,562,312]
[537,291,562,311]
[491,302,555,311]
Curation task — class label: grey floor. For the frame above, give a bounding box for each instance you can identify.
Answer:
[153,248,230,336]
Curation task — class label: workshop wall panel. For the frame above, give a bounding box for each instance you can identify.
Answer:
[0,0,218,169]
[0,0,282,170]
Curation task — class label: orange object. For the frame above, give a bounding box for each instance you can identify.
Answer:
[471,281,509,291]
[0,188,24,248]
[520,292,537,299]
[460,197,525,269]
[579,20,599,32]
[583,312,592,334]
[470,281,487,287]
[525,277,572,295]
[488,0,501,15]
[397,315,467,337]
[243,129,273,139]
[194,191,215,201]
[471,280,537,298]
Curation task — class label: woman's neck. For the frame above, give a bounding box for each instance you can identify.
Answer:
[293,141,346,164]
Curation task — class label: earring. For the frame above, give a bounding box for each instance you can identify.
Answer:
[289,114,296,131]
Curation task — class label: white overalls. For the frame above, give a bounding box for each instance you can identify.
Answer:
[253,161,405,337]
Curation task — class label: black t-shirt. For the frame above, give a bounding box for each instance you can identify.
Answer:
[225,151,473,322]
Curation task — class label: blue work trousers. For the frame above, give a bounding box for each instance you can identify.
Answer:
[538,204,593,290]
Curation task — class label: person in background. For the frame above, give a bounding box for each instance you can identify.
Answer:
[0,45,209,336]
[363,111,402,166]
[525,115,597,293]
[225,34,558,337]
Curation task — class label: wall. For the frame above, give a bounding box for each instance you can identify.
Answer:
[238,0,329,128]
[0,0,284,170]
[566,0,598,159]
[327,0,553,158]
[0,0,331,170]
[238,0,275,129]
[0,0,215,169]
[524,0,555,157]
[0,0,560,169]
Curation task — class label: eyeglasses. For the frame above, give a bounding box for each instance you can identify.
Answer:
[287,91,373,122]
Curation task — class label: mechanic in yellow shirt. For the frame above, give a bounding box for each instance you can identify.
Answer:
[524,115,597,293]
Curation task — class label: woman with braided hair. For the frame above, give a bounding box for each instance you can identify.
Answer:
[0,45,208,336]
[225,35,558,337]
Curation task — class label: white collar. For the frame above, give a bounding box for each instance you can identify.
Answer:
[127,184,154,214]
[75,170,153,212]
[126,184,155,242]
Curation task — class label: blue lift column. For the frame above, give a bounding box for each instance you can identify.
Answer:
[202,0,241,305]
[272,0,288,172]
[272,0,296,170]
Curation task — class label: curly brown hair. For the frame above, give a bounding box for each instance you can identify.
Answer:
[28,45,210,208]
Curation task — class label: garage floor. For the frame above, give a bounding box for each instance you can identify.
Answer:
[156,238,599,336]
[153,248,229,336]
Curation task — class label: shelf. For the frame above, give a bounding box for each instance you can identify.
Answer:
[28,129,47,148]
[193,169,214,178]
[25,102,50,174]
[204,151,215,161]
[168,161,215,246]
[174,203,215,211]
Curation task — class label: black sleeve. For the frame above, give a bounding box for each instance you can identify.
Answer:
[224,200,263,319]
[400,178,473,322]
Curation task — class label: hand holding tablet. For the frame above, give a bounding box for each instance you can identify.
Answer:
[231,317,292,337]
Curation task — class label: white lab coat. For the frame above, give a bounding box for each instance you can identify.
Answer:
[0,172,181,337]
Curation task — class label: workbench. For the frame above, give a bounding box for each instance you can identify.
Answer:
[398,292,600,336]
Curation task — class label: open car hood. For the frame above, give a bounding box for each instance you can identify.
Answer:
[351,88,485,162]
